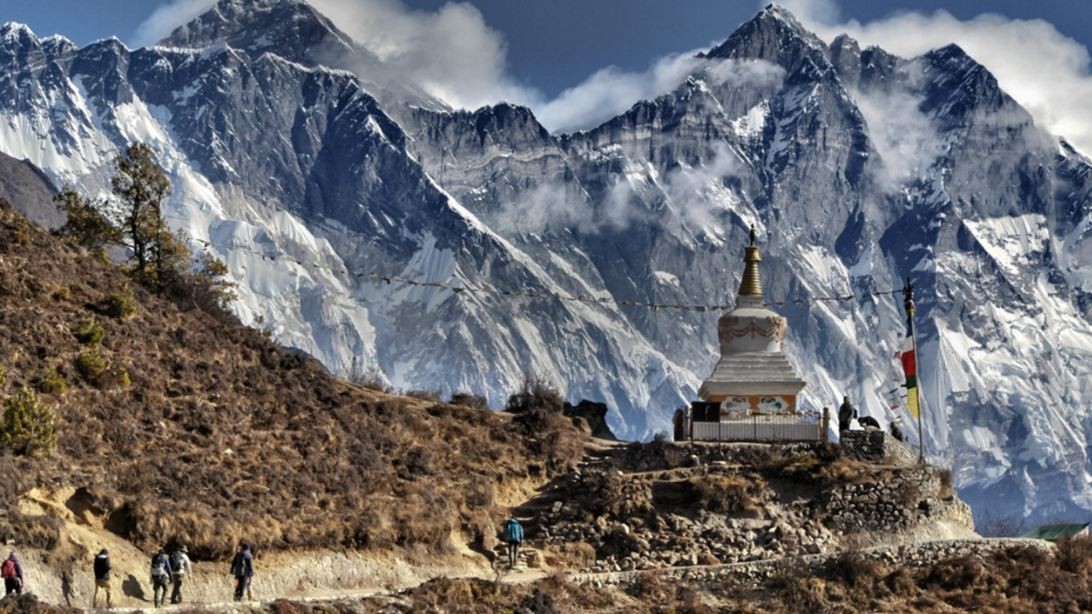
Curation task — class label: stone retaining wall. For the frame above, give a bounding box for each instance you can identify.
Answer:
[569,538,1049,587]
[822,465,969,533]
[841,429,886,460]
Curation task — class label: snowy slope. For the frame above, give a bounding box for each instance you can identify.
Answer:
[1,2,1090,526]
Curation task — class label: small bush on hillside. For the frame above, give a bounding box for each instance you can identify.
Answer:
[347,358,391,393]
[678,475,760,514]
[0,365,6,390]
[101,367,131,390]
[38,367,67,395]
[76,350,108,383]
[505,374,565,414]
[1,386,56,457]
[406,389,443,403]
[449,392,488,410]
[50,285,70,301]
[1056,535,1092,573]
[102,289,138,319]
[74,317,106,346]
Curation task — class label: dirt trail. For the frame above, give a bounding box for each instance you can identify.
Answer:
[16,488,503,610]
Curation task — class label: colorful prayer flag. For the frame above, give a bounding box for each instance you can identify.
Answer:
[900,303,920,417]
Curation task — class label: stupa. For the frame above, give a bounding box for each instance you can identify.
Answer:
[698,227,806,415]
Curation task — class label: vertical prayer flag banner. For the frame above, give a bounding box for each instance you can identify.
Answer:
[901,298,920,417]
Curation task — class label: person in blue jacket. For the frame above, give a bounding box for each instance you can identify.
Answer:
[504,515,524,568]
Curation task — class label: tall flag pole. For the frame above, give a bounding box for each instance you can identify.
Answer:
[901,278,924,464]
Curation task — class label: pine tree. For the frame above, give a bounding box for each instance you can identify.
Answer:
[1,386,56,457]
[112,143,172,289]
[59,141,236,314]
[56,187,122,260]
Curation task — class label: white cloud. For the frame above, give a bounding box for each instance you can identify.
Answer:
[307,0,536,110]
[132,0,216,48]
[534,52,707,134]
[782,0,1092,156]
[853,85,943,186]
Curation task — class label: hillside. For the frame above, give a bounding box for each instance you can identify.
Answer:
[0,197,584,584]
[2,198,1088,612]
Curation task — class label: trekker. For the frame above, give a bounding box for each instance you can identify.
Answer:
[170,545,192,604]
[504,515,524,569]
[150,547,173,608]
[92,548,111,608]
[230,542,254,602]
[838,396,857,431]
[1,551,23,596]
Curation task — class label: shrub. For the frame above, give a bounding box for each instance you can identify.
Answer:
[74,317,106,346]
[101,368,131,390]
[38,367,67,395]
[50,285,70,301]
[505,373,565,414]
[0,365,6,390]
[1056,535,1092,573]
[449,392,488,410]
[676,475,759,514]
[102,289,138,319]
[348,361,391,393]
[1,386,57,457]
[407,389,443,403]
[76,350,109,383]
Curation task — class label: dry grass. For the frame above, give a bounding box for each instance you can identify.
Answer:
[0,200,585,559]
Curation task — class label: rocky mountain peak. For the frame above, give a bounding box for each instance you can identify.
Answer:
[158,0,447,113]
[159,0,351,55]
[703,4,831,74]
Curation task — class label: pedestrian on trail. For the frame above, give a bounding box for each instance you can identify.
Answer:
[92,548,112,609]
[838,396,857,431]
[504,515,524,569]
[150,547,173,608]
[170,545,192,605]
[230,542,254,602]
[1,550,23,596]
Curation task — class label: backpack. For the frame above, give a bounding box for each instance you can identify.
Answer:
[0,559,15,579]
[506,519,523,542]
[172,552,186,575]
[151,553,168,577]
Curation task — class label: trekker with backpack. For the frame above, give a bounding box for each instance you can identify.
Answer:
[92,548,111,608]
[170,545,192,604]
[150,547,173,608]
[1,551,23,596]
[504,515,524,569]
[229,542,254,602]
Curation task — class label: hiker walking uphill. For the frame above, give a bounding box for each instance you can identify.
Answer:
[1,551,23,596]
[230,542,254,602]
[150,547,173,608]
[92,548,111,609]
[504,515,524,569]
[170,545,192,604]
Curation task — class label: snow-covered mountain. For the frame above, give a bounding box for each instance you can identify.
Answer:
[1,1,1090,526]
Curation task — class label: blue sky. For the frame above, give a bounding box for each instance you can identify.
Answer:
[4,0,1091,99]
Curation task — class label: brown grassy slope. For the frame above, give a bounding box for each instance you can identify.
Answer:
[0,198,583,560]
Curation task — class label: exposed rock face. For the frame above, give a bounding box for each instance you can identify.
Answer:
[564,400,617,440]
[0,2,1090,526]
[0,152,56,228]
